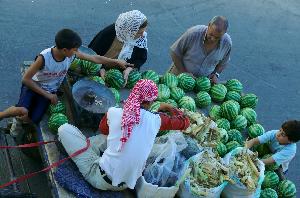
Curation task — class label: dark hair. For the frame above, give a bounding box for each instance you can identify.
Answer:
[140,20,148,29]
[55,29,82,49]
[282,120,300,142]
[209,16,229,32]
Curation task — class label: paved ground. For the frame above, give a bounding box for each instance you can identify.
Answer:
[0,0,300,196]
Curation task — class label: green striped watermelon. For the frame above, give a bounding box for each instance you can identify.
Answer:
[240,108,257,125]
[210,84,227,102]
[195,91,211,108]
[177,73,195,91]
[218,128,228,143]
[126,70,141,89]
[240,93,258,109]
[225,79,243,93]
[105,69,125,89]
[157,84,170,101]
[225,91,241,102]
[178,96,196,112]
[253,143,270,158]
[209,105,222,121]
[227,129,243,145]
[260,188,278,198]
[220,100,239,121]
[89,76,105,85]
[149,101,161,112]
[142,70,160,84]
[80,60,100,76]
[165,99,178,108]
[48,113,68,133]
[216,142,227,157]
[262,171,279,189]
[216,118,231,131]
[161,73,178,88]
[248,123,265,138]
[110,88,120,104]
[194,76,211,92]
[226,141,240,152]
[49,101,66,114]
[262,154,280,171]
[69,58,81,71]
[170,87,185,102]
[277,180,296,198]
[231,115,248,131]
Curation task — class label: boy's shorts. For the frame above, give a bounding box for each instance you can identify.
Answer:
[16,84,52,124]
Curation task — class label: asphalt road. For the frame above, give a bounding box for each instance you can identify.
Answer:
[0,0,300,196]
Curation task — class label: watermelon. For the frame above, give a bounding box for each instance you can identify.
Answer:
[225,79,243,93]
[216,118,231,131]
[149,101,161,112]
[194,76,211,92]
[142,70,160,84]
[253,143,270,158]
[170,87,185,102]
[262,154,280,171]
[126,70,141,88]
[216,142,227,157]
[262,171,279,189]
[48,113,68,133]
[157,84,170,101]
[80,60,100,76]
[110,88,120,104]
[161,73,178,88]
[195,91,211,108]
[260,188,278,198]
[240,93,258,109]
[227,129,243,145]
[231,115,248,131]
[248,123,265,138]
[210,84,227,102]
[225,91,241,102]
[49,101,66,114]
[209,105,222,121]
[69,58,81,71]
[165,99,178,108]
[226,141,240,152]
[89,76,105,85]
[240,108,257,125]
[178,96,196,112]
[220,100,239,121]
[177,73,195,91]
[277,180,296,198]
[218,128,228,143]
[105,69,125,89]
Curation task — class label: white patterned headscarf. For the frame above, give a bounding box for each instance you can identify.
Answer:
[115,10,148,61]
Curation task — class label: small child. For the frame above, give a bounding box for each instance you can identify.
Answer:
[246,120,300,174]
[10,28,132,138]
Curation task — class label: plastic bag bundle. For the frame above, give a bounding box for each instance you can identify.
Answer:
[180,135,202,159]
[143,132,188,187]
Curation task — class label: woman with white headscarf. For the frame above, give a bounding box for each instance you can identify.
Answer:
[89,10,148,84]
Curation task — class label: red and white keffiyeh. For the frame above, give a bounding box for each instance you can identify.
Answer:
[119,79,158,151]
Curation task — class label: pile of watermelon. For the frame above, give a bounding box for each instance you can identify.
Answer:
[48,101,68,134]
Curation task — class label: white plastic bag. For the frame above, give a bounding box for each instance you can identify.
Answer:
[222,147,265,198]
[177,150,228,198]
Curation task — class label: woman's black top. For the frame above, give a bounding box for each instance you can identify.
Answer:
[88,23,147,70]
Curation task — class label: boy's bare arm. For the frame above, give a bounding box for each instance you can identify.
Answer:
[22,56,58,104]
[245,138,260,149]
[261,156,276,165]
[75,51,133,70]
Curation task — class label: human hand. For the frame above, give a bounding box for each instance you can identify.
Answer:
[47,93,58,104]
[123,67,133,87]
[4,106,28,118]
[158,103,173,112]
[100,68,106,80]
[208,73,218,84]
[116,60,134,70]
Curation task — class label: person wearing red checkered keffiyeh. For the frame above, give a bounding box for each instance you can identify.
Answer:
[120,79,158,150]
